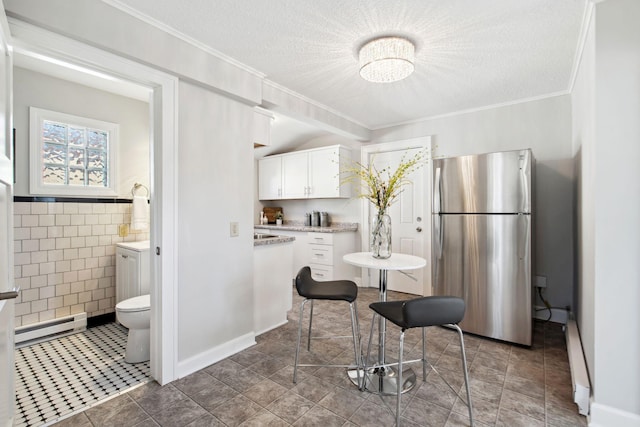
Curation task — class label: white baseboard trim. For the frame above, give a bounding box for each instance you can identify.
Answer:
[176,332,256,379]
[255,320,288,337]
[589,402,640,427]
[565,319,590,416]
[534,306,568,324]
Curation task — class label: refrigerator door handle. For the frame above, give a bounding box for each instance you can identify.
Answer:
[519,152,530,213]
[519,214,530,260]
[433,167,442,214]
[434,213,444,259]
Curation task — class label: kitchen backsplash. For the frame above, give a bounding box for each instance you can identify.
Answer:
[13,201,149,328]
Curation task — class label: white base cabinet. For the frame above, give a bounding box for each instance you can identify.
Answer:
[254,241,294,335]
[307,232,357,282]
[258,228,357,283]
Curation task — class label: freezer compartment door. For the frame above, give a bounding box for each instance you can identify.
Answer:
[432,149,531,214]
[432,214,532,345]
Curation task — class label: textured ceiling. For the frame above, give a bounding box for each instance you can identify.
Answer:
[111,0,587,129]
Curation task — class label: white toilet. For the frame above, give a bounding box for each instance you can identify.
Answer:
[115,241,151,363]
[116,294,151,363]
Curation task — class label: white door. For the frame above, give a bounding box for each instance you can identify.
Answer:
[363,138,431,295]
[0,7,15,426]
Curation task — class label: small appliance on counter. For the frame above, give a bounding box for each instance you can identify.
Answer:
[320,212,330,227]
[311,211,320,226]
[306,211,331,227]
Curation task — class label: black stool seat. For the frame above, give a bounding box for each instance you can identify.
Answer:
[296,267,357,302]
[365,295,474,426]
[293,267,362,387]
[369,296,465,330]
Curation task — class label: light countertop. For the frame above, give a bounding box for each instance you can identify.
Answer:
[255,221,358,233]
[253,235,295,247]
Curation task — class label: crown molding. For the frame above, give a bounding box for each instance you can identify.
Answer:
[262,79,369,129]
[567,1,595,94]
[372,90,571,130]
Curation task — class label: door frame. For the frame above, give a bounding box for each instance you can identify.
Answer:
[360,137,432,295]
[8,19,179,384]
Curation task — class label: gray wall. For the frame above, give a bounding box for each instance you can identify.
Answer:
[573,0,640,423]
[371,95,574,312]
[13,67,150,197]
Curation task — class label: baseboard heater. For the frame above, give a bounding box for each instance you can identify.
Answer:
[15,312,87,348]
[565,318,590,416]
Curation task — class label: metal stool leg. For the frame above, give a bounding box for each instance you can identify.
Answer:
[307,300,314,351]
[349,302,362,389]
[364,312,378,389]
[396,330,405,426]
[421,327,427,381]
[454,324,474,426]
[293,299,309,384]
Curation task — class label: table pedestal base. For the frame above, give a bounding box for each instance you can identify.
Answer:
[347,364,417,395]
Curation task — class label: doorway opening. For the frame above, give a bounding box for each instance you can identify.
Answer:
[8,18,178,386]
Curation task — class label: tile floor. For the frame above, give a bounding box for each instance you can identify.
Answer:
[53,288,587,426]
[15,323,151,427]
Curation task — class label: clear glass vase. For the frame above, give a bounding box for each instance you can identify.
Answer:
[371,212,392,259]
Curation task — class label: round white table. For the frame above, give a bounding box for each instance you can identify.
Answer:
[343,252,426,395]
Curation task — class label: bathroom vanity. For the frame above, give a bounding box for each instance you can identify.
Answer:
[115,241,150,305]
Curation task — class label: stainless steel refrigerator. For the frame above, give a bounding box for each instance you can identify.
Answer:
[432,149,534,346]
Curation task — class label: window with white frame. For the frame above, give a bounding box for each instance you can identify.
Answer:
[30,107,119,197]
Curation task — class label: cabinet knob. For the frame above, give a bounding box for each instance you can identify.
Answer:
[416,227,423,232]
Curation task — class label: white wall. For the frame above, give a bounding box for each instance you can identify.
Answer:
[13,67,150,198]
[571,3,596,392]
[177,81,254,364]
[573,0,640,424]
[371,95,575,311]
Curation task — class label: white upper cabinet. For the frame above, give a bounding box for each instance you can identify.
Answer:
[258,156,283,200]
[258,145,351,200]
[282,151,308,198]
[252,108,273,148]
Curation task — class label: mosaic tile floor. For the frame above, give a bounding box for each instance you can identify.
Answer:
[14,322,151,427]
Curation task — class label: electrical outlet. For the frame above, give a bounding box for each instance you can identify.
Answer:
[118,224,129,237]
[535,275,547,288]
[230,222,239,237]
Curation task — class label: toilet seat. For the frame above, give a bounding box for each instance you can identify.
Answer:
[116,294,150,312]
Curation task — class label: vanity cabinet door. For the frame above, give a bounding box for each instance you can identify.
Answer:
[116,248,141,304]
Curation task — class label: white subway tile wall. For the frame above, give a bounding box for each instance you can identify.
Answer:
[13,202,149,327]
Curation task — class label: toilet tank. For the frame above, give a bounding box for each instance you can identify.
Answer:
[115,241,151,304]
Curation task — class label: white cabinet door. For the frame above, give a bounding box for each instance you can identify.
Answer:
[308,148,337,198]
[308,147,350,198]
[282,152,308,199]
[116,248,141,304]
[258,156,282,200]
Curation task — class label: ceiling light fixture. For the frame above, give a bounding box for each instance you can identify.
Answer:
[359,36,415,83]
